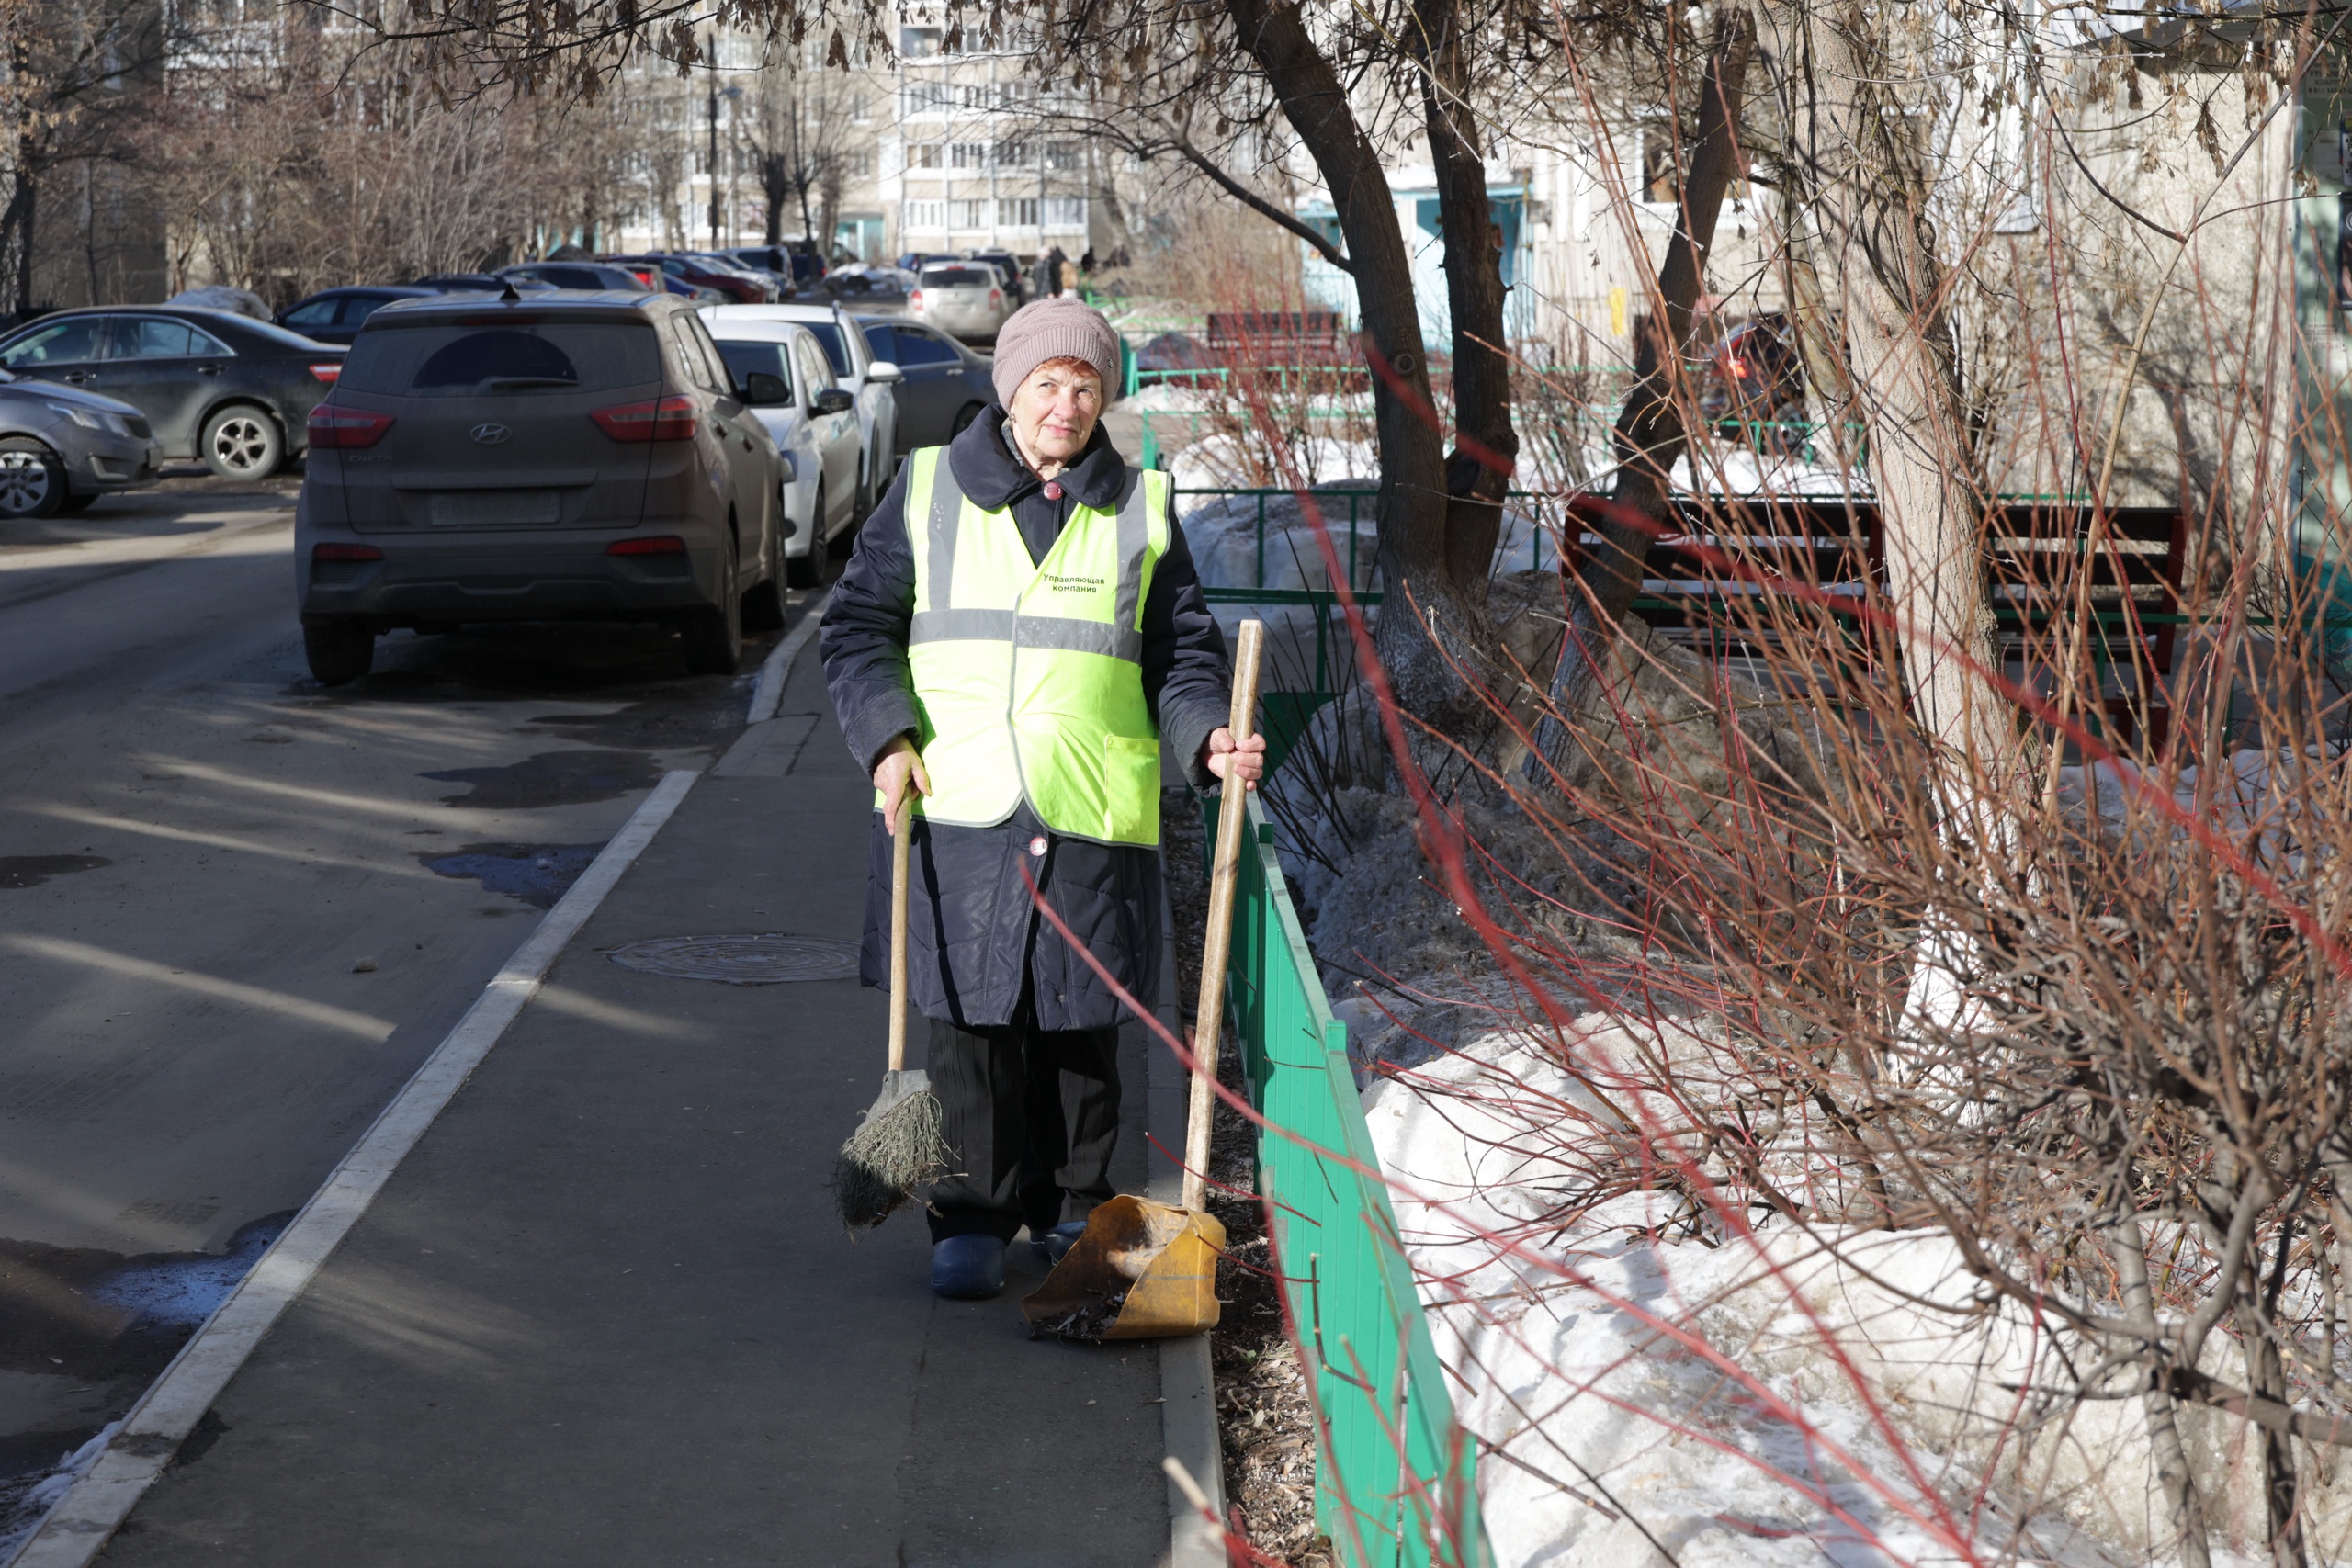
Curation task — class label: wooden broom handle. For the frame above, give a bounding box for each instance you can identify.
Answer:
[1185,619,1263,1213]
[888,804,912,1073]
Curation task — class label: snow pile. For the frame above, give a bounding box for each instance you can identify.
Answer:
[1168,433,1378,496]
[0,1422,119,1561]
[1360,1027,2352,1565]
[2059,748,2346,867]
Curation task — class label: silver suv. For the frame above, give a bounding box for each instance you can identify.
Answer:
[294,290,786,686]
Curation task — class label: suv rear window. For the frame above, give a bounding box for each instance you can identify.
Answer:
[340,319,661,396]
[922,267,990,288]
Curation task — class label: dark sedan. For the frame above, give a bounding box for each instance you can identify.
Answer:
[854,316,994,454]
[0,307,344,479]
[278,287,439,346]
[607,254,773,305]
[498,262,655,293]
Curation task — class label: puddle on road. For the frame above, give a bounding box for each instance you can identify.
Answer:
[420,842,605,908]
[419,749,659,809]
[0,1213,292,1387]
[0,857,108,890]
[0,1213,289,1539]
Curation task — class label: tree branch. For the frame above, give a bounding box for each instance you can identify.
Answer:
[1163,133,1353,274]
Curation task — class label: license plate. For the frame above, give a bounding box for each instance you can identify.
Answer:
[431,490,562,527]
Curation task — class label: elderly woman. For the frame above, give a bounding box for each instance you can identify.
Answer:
[820,298,1264,1300]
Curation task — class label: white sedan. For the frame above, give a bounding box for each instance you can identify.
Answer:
[702,302,900,519]
[709,321,864,587]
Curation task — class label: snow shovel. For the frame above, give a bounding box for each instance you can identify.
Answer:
[831,805,950,1230]
[1023,619,1264,1341]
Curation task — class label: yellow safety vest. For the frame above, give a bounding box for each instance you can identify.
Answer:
[887,446,1171,846]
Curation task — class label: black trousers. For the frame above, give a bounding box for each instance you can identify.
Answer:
[923,1001,1121,1244]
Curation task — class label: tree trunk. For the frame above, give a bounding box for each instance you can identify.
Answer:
[1779,0,2010,787]
[1526,13,1754,784]
[2236,1263,2308,1568]
[1222,0,1464,723]
[1409,0,1519,596]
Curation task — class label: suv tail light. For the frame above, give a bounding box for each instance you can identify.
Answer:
[989,288,1001,307]
[591,396,696,442]
[307,403,393,447]
[606,535,688,555]
[308,362,342,385]
[312,542,384,561]
[909,288,922,310]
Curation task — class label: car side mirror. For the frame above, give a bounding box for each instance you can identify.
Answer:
[864,360,903,384]
[812,387,855,415]
[743,371,790,406]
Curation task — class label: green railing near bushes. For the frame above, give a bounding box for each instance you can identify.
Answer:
[1205,792,1494,1568]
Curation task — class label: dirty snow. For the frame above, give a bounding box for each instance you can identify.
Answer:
[1360,1026,2352,1565]
[0,1421,120,1561]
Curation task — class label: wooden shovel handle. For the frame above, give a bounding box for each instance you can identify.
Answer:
[888,804,912,1073]
[1185,619,1263,1213]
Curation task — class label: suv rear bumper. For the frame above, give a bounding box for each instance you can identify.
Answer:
[296,523,729,627]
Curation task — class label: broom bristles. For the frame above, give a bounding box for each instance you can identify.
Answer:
[831,1089,951,1231]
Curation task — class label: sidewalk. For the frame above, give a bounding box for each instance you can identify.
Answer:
[55,631,1207,1567]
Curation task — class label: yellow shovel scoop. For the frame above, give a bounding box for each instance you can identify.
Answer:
[1023,620,1263,1342]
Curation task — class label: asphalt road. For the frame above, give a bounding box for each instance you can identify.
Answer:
[0,469,795,1519]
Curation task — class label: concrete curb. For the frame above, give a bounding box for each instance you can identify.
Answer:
[5,771,702,1568]
[746,586,831,723]
[1151,865,1227,1568]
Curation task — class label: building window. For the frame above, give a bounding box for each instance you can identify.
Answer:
[950,141,987,169]
[1044,197,1086,229]
[904,199,945,231]
[841,149,876,180]
[899,26,939,58]
[998,197,1037,227]
[907,141,943,169]
[1044,141,1080,171]
[901,80,950,116]
[952,199,988,229]
[991,141,1032,168]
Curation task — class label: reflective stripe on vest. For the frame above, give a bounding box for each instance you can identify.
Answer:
[888,446,1170,845]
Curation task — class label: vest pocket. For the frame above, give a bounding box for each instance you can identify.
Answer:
[1102,734,1161,842]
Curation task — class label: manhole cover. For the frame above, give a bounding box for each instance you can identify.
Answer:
[605,934,862,985]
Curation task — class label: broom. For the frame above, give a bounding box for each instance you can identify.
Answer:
[831,805,950,1230]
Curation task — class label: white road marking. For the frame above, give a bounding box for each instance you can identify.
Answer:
[746,586,831,723]
[5,769,701,1568]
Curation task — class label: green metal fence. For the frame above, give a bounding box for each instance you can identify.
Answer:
[1207,793,1494,1568]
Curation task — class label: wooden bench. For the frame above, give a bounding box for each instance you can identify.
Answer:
[1561,495,2190,751]
[1202,310,1348,367]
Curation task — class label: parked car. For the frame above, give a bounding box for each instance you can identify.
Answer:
[703,303,900,518]
[854,317,994,454]
[682,253,789,299]
[821,265,913,300]
[497,261,655,293]
[607,254,773,305]
[412,273,557,294]
[0,370,161,518]
[967,250,1028,305]
[705,320,864,585]
[278,286,441,346]
[0,307,344,479]
[295,290,786,684]
[700,251,794,297]
[910,262,1012,343]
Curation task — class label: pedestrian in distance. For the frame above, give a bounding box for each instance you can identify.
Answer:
[819,297,1265,1301]
[1046,245,1069,298]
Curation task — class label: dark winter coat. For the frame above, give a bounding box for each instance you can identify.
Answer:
[818,406,1233,1031]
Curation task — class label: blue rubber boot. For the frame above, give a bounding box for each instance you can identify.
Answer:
[1036,1221,1088,1268]
[930,1234,1006,1300]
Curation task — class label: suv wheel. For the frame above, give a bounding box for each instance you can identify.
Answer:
[743,520,786,632]
[303,619,374,686]
[202,404,284,479]
[0,438,65,519]
[683,542,743,674]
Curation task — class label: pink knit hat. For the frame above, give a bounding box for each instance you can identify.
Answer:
[990,297,1122,408]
